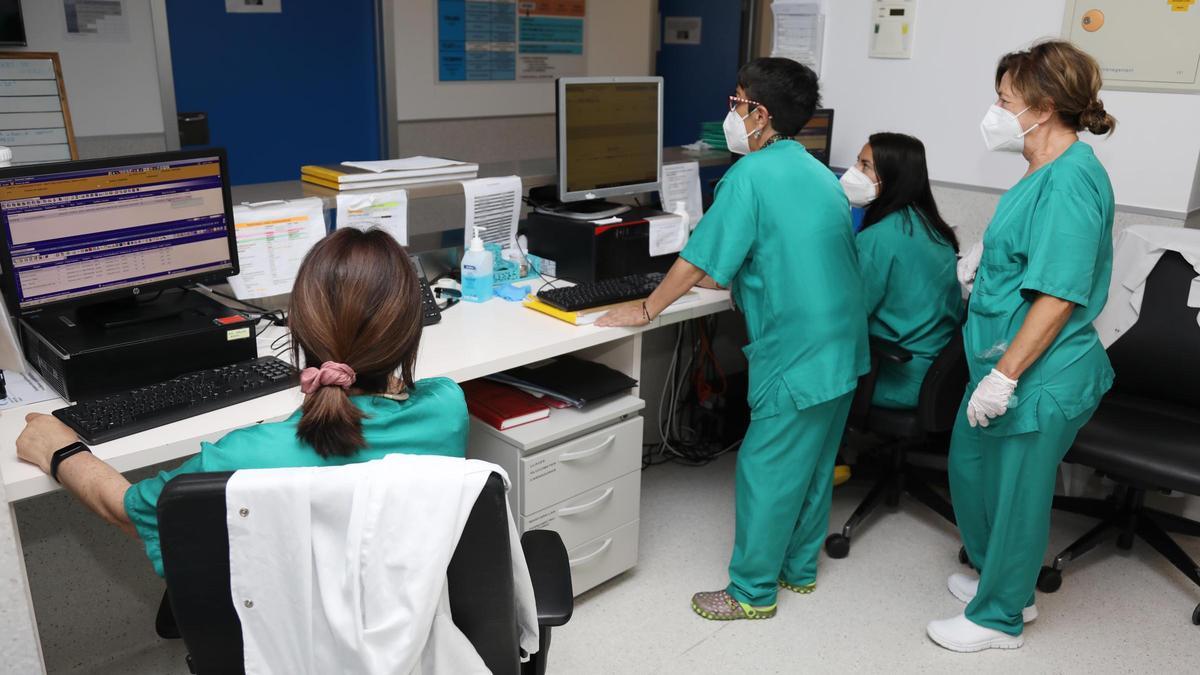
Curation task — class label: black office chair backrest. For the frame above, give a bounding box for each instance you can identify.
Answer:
[158,471,519,675]
[1104,250,1200,408]
[917,331,968,434]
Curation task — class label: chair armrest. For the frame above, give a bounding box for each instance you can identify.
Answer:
[521,529,573,628]
[870,337,913,364]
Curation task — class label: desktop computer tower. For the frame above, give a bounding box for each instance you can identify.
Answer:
[523,207,676,284]
[20,289,258,402]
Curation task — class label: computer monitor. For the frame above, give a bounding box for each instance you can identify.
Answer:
[0,149,239,313]
[798,109,835,166]
[556,76,663,213]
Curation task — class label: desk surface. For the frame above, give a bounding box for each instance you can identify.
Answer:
[0,282,731,501]
[230,147,734,209]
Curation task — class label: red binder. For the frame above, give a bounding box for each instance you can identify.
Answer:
[462,379,551,431]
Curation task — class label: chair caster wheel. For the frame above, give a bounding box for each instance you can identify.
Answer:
[1193,603,1200,626]
[958,546,973,569]
[1037,566,1062,593]
[825,533,850,559]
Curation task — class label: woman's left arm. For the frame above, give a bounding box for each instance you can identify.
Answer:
[995,294,1075,379]
[17,413,135,537]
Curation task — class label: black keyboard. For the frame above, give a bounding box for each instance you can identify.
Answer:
[536,272,665,312]
[53,357,299,444]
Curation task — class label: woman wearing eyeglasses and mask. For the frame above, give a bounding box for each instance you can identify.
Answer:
[597,58,869,621]
[841,132,962,410]
[926,40,1116,652]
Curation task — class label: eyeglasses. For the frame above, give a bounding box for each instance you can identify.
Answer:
[728,95,763,113]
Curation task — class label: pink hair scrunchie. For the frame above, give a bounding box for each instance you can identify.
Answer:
[299,361,357,395]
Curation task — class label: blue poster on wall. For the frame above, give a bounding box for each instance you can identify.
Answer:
[438,0,586,82]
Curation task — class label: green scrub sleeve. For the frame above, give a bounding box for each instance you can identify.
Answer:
[855,233,890,314]
[123,448,212,577]
[1021,188,1103,307]
[679,173,756,288]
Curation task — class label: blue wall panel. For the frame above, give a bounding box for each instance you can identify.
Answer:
[166,0,381,185]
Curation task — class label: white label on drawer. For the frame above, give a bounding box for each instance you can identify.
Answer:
[527,455,557,483]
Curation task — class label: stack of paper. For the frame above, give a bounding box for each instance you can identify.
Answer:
[301,156,479,191]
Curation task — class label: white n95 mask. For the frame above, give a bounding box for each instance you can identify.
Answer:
[979,104,1038,153]
[723,109,753,155]
[840,167,879,207]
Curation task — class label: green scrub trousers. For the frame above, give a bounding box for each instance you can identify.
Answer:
[948,141,1115,635]
[680,139,869,608]
[729,385,854,605]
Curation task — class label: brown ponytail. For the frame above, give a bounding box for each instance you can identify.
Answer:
[996,40,1117,137]
[288,228,423,458]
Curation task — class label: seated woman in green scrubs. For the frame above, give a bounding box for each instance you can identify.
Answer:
[597,58,869,621]
[841,132,963,409]
[15,228,468,576]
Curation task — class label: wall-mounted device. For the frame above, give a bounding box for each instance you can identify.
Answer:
[869,0,917,60]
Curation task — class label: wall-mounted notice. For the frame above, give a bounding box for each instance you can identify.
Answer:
[0,52,77,165]
[439,0,586,82]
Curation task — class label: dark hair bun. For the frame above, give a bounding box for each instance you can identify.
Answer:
[1080,99,1115,136]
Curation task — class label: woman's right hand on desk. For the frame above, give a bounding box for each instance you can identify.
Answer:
[16,413,79,474]
[595,302,651,328]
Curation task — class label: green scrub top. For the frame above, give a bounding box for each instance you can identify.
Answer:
[965,141,1114,436]
[856,207,964,409]
[124,377,469,576]
[681,140,869,417]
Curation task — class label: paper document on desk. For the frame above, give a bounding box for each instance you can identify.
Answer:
[336,189,408,245]
[648,213,689,257]
[0,367,55,410]
[228,198,327,300]
[660,162,704,230]
[341,156,477,174]
[462,176,521,249]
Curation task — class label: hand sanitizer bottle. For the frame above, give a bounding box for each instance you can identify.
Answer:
[461,226,494,303]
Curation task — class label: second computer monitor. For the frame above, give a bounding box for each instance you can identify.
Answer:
[556,76,663,204]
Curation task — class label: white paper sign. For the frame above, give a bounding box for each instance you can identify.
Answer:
[226,0,282,13]
[664,17,702,45]
[648,213,688,257]
[0,368,56,410]
[772,2,824,74]
[336,190,408,245]
[660,161,704,230]
[228,198,327,299]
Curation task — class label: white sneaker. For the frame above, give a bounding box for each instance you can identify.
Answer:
[926,613,1024,652]
[947,573,1038,623]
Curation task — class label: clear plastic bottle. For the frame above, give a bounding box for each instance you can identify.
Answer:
[461,226,494,303]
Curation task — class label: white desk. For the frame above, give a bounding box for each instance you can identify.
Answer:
[0,280,731,671]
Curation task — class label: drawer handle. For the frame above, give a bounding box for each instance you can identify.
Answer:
[568,537,613,568]
[556,487,615,517]
[558,435,616,463]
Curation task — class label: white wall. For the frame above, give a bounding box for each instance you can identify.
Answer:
[394,0,656,120]
[817,0,1200,214]
[10,0,164,137]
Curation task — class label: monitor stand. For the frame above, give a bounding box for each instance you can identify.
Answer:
[533,199,632,221]
[75,287,190,330]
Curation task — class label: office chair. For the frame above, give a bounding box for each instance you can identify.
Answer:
[1035,250,1200,626]
[154,472,574,674]
[825,333,968,558]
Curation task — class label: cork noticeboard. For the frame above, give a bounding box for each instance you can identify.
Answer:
[0,52,78,165]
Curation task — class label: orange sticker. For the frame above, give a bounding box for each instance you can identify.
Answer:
[1168,0,1195,12]
[1081,9,1105,31]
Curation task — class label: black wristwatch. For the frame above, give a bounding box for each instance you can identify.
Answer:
[50,442,92,483]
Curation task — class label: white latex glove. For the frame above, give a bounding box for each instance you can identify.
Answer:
[958,242,984,294]
[966,368,1019,428]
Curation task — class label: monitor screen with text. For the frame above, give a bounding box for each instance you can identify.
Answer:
[0,154,235,309]
[563,81,660,195]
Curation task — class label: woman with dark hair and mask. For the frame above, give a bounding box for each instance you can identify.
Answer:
[15,228,468,577]
[841,132,963,409]
[598,57,870,622]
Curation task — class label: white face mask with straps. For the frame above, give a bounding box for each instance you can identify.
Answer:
[980,104,1039,153]
[723,109,754,155]
[839,167,880,207]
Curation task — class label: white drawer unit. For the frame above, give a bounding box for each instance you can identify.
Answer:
[522,470,640,551]
[519,416,641,515]
[567,520,640,596]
